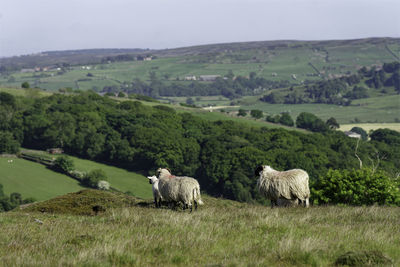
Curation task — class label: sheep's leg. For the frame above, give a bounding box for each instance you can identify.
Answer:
[305,198,309,207]
[194,200,198,210]
[271,199,277,208]
[154,197,158,208]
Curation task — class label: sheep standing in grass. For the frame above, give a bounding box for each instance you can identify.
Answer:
[148,175,162,208]
[156,168,203,211]
[255,165,310,208]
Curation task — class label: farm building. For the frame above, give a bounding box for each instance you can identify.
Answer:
[344,131,361,139]
[185,75,197,81]
[47,148,64,154]
[199,75,221,81]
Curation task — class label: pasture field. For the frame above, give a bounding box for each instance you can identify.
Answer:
[19,149,153,199]
[0,157,84,201]
[0,191,399,266]
[1,38,398,92]
[66,155,152,199]
[339,123,400,133]
[0,87,52,97]
[220,95,400,124]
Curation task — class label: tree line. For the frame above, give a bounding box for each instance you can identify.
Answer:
[1,91,399,203]
[101,72,291,99]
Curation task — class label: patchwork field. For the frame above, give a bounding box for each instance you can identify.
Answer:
[66,155,152,199]
[1,38,398,92]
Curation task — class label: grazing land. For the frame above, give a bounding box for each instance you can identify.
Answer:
[1,38,398,92]
[173,94,400,124]
[0,190,399,266]
[66,155,152,199]
[0,157,84,201]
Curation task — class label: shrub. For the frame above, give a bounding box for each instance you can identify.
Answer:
[83,169,108,188]
[296,112,329,132]
[312,168,400,206]
[21,82,30,88]
[279,113,294,126]
[237,109,247,116]
[53,156,74,173]
[250,109,263,119]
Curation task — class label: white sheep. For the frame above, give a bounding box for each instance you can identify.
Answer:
[147,175,162,208]
[156,168,203,211]
[255,165,310,208]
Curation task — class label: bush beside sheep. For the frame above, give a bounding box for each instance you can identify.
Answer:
[156,168,203,211]
[255,165,310,208]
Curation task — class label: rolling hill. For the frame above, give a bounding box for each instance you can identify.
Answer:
[1,38,399,91]
[0,151,152,201]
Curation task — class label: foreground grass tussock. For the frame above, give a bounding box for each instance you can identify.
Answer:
[20,189,141,216]
[1,192,399,266]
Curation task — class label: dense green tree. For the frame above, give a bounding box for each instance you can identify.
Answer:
[0,131,19,153]
[21,82,30,88]
[350,127,368,141]
[279,113,294,126]
[250,109,263,119]
[237,109,247,116]
[326,117,340,130]
[369,128,400,146]
[296,112,329,132]
[53,156,74,173]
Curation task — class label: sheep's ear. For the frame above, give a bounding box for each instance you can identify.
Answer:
[255,165,264,176]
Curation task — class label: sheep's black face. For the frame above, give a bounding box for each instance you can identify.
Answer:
[148,180,152,184]
[255,165,264,177]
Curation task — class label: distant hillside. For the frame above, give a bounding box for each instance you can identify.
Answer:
[0,48,147,70]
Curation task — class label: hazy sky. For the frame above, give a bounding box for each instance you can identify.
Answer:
[1,0,399,57]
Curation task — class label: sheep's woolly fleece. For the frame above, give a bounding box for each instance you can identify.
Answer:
[156,168,203,208]
[256,166,310,203]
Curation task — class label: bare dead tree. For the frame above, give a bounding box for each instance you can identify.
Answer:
[354,138,363,169]
[368,149,387,175]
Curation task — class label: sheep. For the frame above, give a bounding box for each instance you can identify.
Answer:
[147,175,162,208]
[156,168,203,211]
[255,165,310,208]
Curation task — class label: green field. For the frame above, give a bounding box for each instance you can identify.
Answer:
[215,95,400,124]
[0,150,152,201]
[66,155,152,199]
[0,157,84,201]
[1,38,398,92]
[0,87,52,97]
[0,191,399,266]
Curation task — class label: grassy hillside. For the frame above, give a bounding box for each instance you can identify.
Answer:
[0,157,84,201]
[0,86,52,97]
[0,190,399,266]
[1,38,398,91]
[17,149,153,199]
[66,155,152,199]
[209,94,400,124]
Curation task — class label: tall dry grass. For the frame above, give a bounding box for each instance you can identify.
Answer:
[1,196,399,266]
